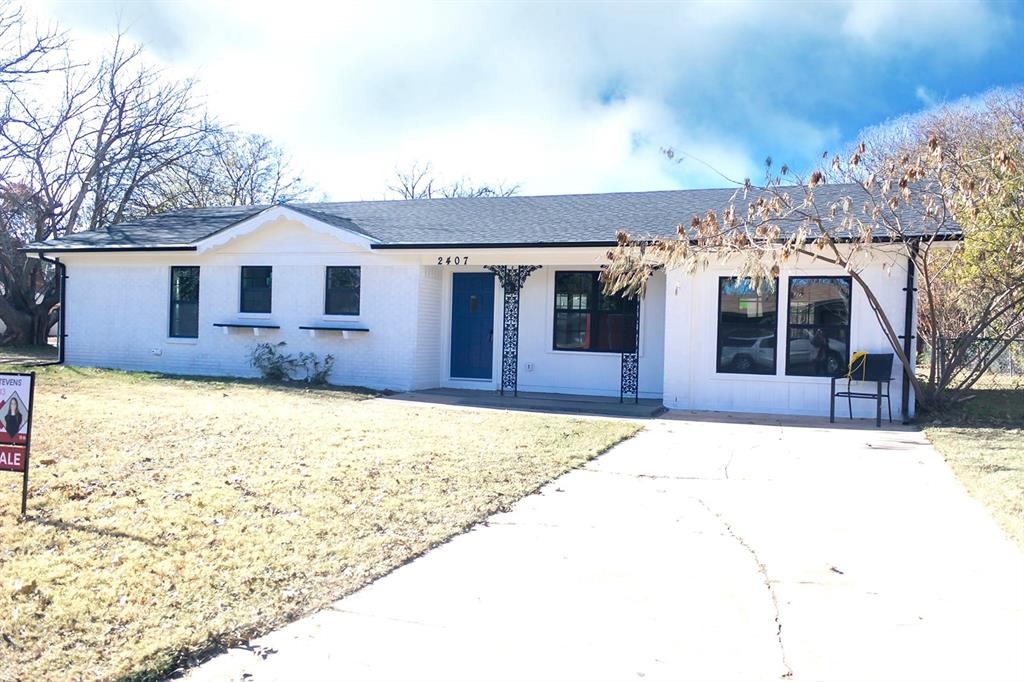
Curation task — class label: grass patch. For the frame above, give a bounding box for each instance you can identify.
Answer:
[923,386,1024,550]
[0,365,640,680]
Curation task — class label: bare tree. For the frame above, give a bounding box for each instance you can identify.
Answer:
[388,161,436,199]
[910,93,1024,400]
[437,177,519,198]
[389,162,519,199]
[0,33,211,344]
[0,2,66,346]
[143,129,313,211]
[604,88,1024,410]
[0,1,64,85]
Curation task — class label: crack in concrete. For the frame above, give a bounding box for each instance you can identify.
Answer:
[697,498,794,680]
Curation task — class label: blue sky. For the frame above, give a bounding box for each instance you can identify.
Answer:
[33,0,1024,200]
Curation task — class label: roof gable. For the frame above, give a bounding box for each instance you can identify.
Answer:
[192,206,377,253]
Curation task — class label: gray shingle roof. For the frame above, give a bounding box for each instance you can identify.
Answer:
[25,184,956,252]
[27,205,267,250]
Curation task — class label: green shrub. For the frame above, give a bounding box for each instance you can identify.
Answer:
[248,342,299,381]
[298,351,335,385]
[249,343,335,384]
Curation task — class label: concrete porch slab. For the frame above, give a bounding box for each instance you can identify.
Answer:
[384,387,665,418]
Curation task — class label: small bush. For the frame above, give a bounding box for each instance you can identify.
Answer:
[249,343,335,384]
[299,351,335,385]
[249,342,299,381]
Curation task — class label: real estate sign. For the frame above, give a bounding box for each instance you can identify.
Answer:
[0,373,35,514]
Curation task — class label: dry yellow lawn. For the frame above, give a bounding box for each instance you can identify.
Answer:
[0,366,639,681]
[926,426,1024,550]
[922,385,1024,551]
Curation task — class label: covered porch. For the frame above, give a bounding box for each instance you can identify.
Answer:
[416,247,666,404]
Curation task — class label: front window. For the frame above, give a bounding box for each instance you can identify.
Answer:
[240,266,272,314]
[716,277,778,375]
[553,271,636,353]
[325,266,360,316]
[169,266,199,338]
[786,276,852,377]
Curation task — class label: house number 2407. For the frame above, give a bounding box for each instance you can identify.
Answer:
[437,256,470,265]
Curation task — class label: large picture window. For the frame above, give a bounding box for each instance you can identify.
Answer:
[716,277,777,375]
[786,276,852,377]
[169,266,200,338]
[553,271,636,353]
[325,266,360,316]
[240,266,272,314]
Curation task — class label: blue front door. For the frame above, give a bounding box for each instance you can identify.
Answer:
[450,273,494,379]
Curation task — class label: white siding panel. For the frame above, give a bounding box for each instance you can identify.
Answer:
[662,252,915,418]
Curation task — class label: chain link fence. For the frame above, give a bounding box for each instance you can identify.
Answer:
[919,338,1024,392]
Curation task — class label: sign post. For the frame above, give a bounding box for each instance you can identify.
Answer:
[0,373,35,515]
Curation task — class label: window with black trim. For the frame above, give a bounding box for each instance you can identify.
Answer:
[240,266,272,313]
[169,266,199,338]
[553,271,636,353]
[716,277,777,375]
[325,266,360,316]
[786,276,852,377]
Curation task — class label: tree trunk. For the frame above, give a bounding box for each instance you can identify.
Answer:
[804,245,928,408]
[0,265,58,347]
[0,304,51,346]
[31,306,51,345]
[846,269,927,406]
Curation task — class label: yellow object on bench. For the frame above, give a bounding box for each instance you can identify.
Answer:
[847,351,869,380]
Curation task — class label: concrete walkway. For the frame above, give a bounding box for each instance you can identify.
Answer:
[187,416,1024,681]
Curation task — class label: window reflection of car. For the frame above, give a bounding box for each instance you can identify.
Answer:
[788,328,845,375]
[720,334,775,373]
[799,296,849,326]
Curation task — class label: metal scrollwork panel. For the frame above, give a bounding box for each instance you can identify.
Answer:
[620,296,642,403]
[484,265,542,396]
[485,265,542,293]
[620,352,639,402]
[500,288,520,394]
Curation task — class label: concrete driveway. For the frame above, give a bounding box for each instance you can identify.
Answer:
[188,414,1024,682]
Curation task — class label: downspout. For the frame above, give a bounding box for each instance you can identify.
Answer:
[35,253,66,365]
[900,241,918,424]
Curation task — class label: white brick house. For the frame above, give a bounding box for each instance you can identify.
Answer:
[27,187,926,419]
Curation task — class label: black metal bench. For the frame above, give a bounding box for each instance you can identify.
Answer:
[830,353,894,428]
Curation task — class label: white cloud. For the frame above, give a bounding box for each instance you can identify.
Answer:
[915,85,938,108]
[30,0,1015,201]
[840,0,1005,55]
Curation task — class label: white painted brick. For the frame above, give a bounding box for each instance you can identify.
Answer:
[62,220,427,392]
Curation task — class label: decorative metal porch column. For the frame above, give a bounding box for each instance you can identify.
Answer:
[620,295,642,404]
[618,266,659,404]
[485,265,542,397]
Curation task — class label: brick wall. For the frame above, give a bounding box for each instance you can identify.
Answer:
[61,219,431,392]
